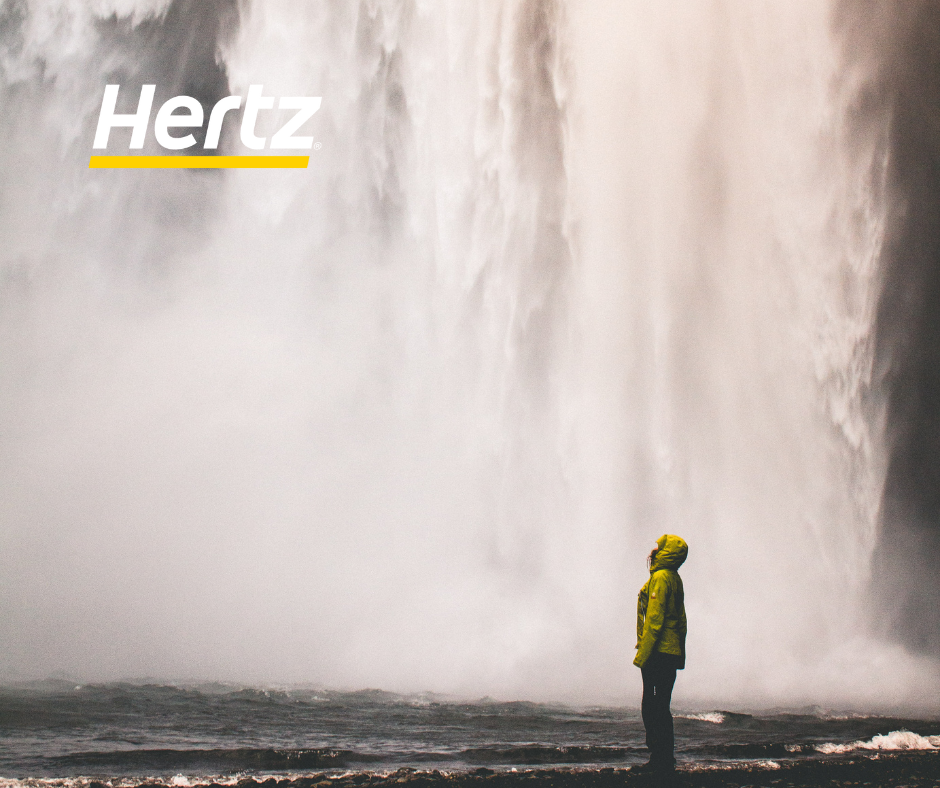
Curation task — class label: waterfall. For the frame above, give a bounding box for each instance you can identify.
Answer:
[566,2,895,703]
[0,0,935,707]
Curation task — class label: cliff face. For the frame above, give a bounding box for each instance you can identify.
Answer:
[850,0,940,653]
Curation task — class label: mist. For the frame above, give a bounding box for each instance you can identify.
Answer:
[1,0,938,710]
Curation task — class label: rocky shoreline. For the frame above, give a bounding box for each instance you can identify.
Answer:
[80,753,940,788]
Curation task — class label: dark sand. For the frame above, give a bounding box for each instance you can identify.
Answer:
[90,753,940,788]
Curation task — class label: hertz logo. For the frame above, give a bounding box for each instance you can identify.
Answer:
[89,85,321,169]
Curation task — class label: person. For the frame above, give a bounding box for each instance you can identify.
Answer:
[634,534,688,773]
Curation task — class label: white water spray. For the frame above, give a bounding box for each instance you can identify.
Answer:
[0,0,932,707]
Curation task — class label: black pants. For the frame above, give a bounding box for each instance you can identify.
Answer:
[641,652,682,769]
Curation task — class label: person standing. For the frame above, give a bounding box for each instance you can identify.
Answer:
[634,534,688,773]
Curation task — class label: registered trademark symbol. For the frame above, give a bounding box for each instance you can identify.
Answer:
[313,142,322,150]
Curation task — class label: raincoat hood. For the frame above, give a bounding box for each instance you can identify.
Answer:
[650,534,688,572]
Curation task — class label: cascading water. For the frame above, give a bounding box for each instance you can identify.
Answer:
[565,2,897,704]
[0,0,936,707]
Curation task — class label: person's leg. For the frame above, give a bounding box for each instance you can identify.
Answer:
[640,658,657,755]
[642,653,679,770]
[653,657,678,769]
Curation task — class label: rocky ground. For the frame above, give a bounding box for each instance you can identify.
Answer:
[87,753,940,788]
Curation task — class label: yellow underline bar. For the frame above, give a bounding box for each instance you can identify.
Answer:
[89,155,309,169]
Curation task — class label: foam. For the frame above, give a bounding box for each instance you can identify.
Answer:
[816,729,940,754]
[756,761,781,769]
[686,759,781,772]
[678,712,726,723]
[0,778,245,788]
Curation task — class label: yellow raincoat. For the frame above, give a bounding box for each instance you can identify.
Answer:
[634,534,687,669]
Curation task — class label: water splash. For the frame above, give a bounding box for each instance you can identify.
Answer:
[0,0,933,706]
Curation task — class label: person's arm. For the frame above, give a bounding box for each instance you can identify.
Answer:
[633,572,668,668]
[678,605,687,670]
